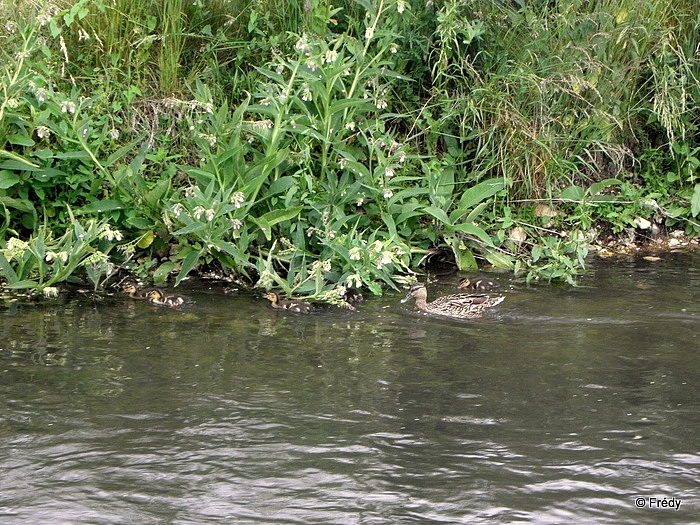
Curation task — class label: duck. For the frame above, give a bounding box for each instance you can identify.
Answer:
[401,283,504,319]
[121,282,150,299]
[145,288,191,307]
[458,277,500,291]
[339,286,364,305]
[264,291,313,314]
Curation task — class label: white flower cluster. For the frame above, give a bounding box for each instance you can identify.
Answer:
[3,238,29,259]
[36,126,51,139]
[349,246,363,261]
[45,251,69,263]
[60,100,77,114]
[99,224,123,242]
[230,191,246,208]
[294,34,313,56]
[323,49,339,64]
[193,206,216,222]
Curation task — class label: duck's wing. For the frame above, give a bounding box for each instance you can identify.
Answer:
[429,293,504,316]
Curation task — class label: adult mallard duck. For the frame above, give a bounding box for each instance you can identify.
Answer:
[264,291,313,314]
[145,289,191,307]
[458,277,500,291]
[401,283,504,319]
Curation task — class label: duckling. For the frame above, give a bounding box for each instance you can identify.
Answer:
[122,282,150,299]
[339,286,364,305]
[401,283,504,319]
[458,277,500,292]
[264,291,313,314]
[145,288,191,307]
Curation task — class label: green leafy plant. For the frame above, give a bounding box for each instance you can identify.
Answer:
[2,0,700,296]
[0,210,123,293]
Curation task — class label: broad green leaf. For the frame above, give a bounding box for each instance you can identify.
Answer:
[173,221,208,236]
[125,217,153,229]
[268,176,297,196]
[531,245,543,262]
[459,249,478,270]
[340,157,371,179]
[457,178,505,209]
[0,171,20,189]
[560,185,585,201]
[250,207,302,242]
[33,167,66,180]
[298,126,328,143]
[691,184,700,217]
[0,160,43,171]
[329,97,374,114]
[0,195,33,212]
[254,67,285,85]
[421,205,451,225]
[382,212,397,238]
[137,230,154,248]
[257,206,303,227]
[175,248,203,286]
[153,261,176,284]
[367,281,383,296]
[434,167,455,201]
[393,202,424,224]
[251,148,289,181]
[240,171,269,204]
[252,216,272,240]
[481,249,514,269]
[465,202,489,223]
[53,151,92,160]
[664,206,685,218]
[76,199,123,214]
[0,149,39,168]
[450,222,495,247]
[241,149,290,206]
[0,253,19,284]
[182,167,215,186]
[388,187,429,203]
[444,236,477,270]
[588,178,621,196]
[210,240,253,267]
[144,178,170,209]
[6,280,40,290]
[105,135,145,166]
[8,133,35,147]
[231,94,250,126]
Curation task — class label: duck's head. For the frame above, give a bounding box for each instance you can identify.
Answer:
[122,282,138,294]
[146,289,165,302]
[458,278,473,289]
[401,283,427,303]
[263,291,279,304]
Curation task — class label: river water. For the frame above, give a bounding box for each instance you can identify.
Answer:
[1,252,699,524]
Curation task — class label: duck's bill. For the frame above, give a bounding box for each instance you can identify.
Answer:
[400,292,413,303]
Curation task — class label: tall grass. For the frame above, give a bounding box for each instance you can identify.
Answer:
[429,0,699,196]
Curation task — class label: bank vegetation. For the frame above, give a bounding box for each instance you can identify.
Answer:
[1,0,699,298]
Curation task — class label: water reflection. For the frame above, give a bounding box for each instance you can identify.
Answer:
[1,252,700,523]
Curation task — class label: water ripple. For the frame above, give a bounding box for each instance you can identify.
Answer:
[3,260,700,524]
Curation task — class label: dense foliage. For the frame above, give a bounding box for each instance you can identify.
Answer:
[1,0,699,298]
